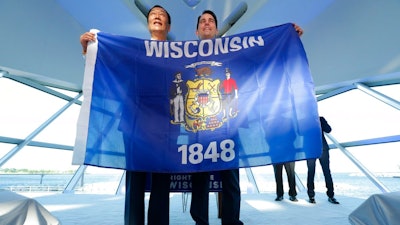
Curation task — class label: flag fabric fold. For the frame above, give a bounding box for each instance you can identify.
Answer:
[73,23,322,173]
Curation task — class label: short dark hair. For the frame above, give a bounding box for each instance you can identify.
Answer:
[147,5,171,25]
[196,10,217,29]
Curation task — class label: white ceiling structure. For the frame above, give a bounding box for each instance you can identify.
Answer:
[1,0,400,92]
[0,0,399,193]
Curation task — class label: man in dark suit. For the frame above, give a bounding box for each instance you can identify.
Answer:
[273,162,297,202]
[307,116,339,204]
[189,10,244,225]
[80,5,172,225]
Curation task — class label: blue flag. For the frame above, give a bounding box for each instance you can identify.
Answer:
[73,23,322,173]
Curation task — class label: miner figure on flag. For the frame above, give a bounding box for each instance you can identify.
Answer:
[220,68,238,120]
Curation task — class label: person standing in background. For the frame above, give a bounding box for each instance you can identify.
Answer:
[273,162,298,202]
[307,116,339,204]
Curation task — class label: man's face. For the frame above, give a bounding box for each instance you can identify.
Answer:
[147,7,170,35]
[196,13,218,40]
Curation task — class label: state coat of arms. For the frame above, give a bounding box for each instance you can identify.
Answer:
[170,62,238,132]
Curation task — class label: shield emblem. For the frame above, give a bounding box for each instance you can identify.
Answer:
[186,78,221,118]
[185,78,223,132]
[197,92,209,106]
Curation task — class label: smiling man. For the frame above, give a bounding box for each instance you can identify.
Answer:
[79,5,172,225]
[190,10,244,225]
[189,9,304,225]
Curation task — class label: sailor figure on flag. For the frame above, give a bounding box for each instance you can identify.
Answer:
[170,72,186,124]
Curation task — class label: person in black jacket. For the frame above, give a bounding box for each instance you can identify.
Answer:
[306,116,339,204]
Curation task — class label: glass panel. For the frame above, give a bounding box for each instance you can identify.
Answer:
[32,104,80,145]
[373,84,400,101]
[318,89,400,142]
[0,79,66,139]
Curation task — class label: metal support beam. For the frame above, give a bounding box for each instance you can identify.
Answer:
[295,173,306,192]
[244,168,259,193]
[0,92,82,167]
[116,171,126,195]
[328,135,400,149]
[217,2,248,37]
[63,165,88,193]
[0,69,9,78]
[3,73,82,105]
[317,84,354,101]
[325,133,390,193]
[354,82,400,110]
[0,136,73,150]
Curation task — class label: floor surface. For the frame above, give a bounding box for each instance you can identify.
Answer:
[21,191,366,225]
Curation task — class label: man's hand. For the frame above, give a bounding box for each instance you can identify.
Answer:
[292,23,303,37]
[80,32,96,54]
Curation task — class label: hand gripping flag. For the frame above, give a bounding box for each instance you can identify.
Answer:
[73,23,322,173]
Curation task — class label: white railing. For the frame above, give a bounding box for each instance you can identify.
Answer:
[6,185,65,192]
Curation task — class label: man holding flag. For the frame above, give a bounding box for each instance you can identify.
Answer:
[189,10,305,225]
[79,5,172,225]
[189,10,244,225]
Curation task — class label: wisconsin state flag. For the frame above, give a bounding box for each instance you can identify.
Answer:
[73,23,322,173]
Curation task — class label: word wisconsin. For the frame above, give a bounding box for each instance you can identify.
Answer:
[144,35,264,58]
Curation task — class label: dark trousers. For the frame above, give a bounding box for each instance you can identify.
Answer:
[273,162,297,197]
[124,171,170,225]
[190,170,243,225]
[307,149,334,198]
[190,172,209,225]
[125,171,146,225]
[123,134,170,225]
[220,169,243,225]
